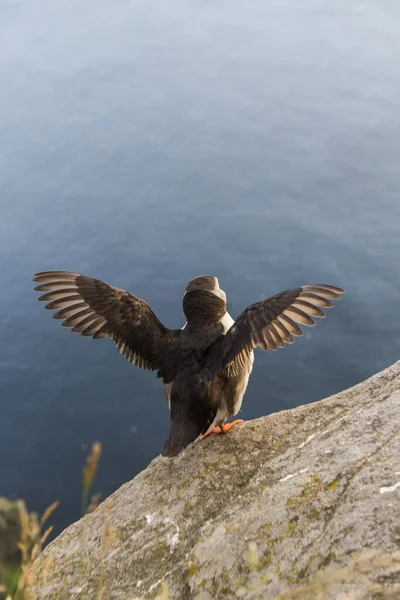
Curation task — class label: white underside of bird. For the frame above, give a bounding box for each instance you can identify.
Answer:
[202,310,254,437]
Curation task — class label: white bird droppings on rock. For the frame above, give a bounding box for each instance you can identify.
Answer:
[298,433,315,448]
[145,514,155,524]
[380,481,400,494]
[279,467,309,482]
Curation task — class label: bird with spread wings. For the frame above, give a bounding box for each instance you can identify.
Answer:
[33,271,343,456]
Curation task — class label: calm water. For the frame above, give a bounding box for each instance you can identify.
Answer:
[1,0,399,534]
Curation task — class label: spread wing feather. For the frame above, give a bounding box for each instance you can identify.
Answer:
[33,271,175,372]
[202,284,344,379]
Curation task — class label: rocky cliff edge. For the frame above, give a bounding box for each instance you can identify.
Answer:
[30,361,400,599]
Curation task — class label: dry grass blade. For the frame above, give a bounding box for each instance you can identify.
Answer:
[40,501,60,527]
[97,518,117,600]
[81,442,102,516]
[35,526,54,553]
[88,492,102,513]
[3,500,60,600]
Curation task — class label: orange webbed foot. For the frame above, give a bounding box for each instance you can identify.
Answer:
[201,426,223,439]
[201,419,244,439]
[220,419,244,433]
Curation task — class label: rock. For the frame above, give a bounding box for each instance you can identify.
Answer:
[30,362,400,599]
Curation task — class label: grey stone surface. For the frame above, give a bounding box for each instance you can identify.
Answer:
[30,362,400,599]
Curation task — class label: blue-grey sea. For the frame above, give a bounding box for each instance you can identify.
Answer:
[1,0,399,533]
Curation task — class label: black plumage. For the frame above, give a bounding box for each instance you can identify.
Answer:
[33,271,344,456]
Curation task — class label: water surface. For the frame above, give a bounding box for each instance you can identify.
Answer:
[0,0,399,532]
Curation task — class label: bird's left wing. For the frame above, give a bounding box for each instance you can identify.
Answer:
[200,284,344,380]
[33,271,180,374]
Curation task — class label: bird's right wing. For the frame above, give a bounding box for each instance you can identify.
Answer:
[201,284,344,379]
[33,271,180,375]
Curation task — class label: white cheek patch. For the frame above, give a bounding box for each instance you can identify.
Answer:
[214,288,227,301]
[220,312,235,334]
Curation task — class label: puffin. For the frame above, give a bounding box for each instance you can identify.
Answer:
[33,271,344,456]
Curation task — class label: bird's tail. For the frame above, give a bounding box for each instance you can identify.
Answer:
[162,386,215,457]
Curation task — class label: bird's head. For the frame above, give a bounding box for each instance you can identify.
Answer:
[185,275,227,302]
[183,276,227,329]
